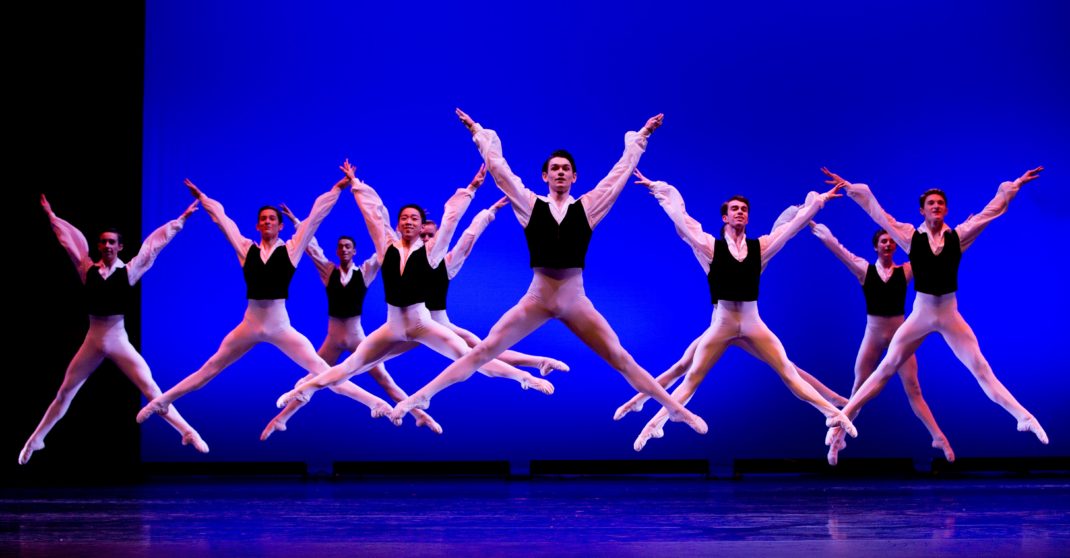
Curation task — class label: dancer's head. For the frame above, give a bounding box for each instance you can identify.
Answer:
[542,150,578,196]
[721,195,750,232]
[337,236,356,265]
[397,204,426,242]
[872,229,897,262]
[257,205,284,241]
[918,189,947,225]
[97,228,124,265]
[420,219,438,242]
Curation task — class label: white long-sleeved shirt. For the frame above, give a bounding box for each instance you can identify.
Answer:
[349,179,474,273]
[442,205,501,280]
[810,222,912,284]
[198,185,342,268]
[845,180,1021,256]
[471,124,648,229]
[48,210,187,286]
[304,236,380,288]
[646,181,832,274]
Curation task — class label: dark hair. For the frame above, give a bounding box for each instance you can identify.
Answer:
[423,219,438,227]
[918,188,947,207]
[258,205,282,221]
[337,235,356,247]
[542,150,577,174]
[720,195,750,216]
[99,227,123,245]
[872,229,890,248]
[397,204,426,223]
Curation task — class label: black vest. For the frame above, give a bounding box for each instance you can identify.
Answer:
[326,266,368,319]
[424,262,450,312]
[85,266,133,317]
[909,229,961,296]
[243,244,296,300]
[708,238,761,303]
[381,244,433,308]
[862,264,907,317]
[524,199,593,269]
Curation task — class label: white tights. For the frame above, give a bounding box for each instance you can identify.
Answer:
[137,299,390,424]
[389,268,709,436]
[21,316,207,464]
[632,300,857,451]
[834,292,1047,449]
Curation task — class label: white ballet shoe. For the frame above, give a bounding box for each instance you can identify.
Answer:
[825,412,858,438]
[668,408,708,435]
[182,430,210,453]
[415,413,444,434]
[633,423,665,452]
[18,439,44,465]
[613,399,644,421]
[136,398,169,423]
[260,419,287,441]
[522,376,554,395]
[389,394,430,423]
[537,358,570,377]
[1017,416,1049,445]
[932,436,955,462]
[276,389,311,409]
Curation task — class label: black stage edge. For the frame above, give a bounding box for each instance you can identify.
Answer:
[333,460,511,478]
[143,461,309,477]
[931,456,1070,477]
[734,457,916,477]
[530,459,710,477]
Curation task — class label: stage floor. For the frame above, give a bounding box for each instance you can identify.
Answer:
[3,477,1068,557]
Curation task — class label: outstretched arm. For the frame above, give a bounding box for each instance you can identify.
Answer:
[957,166,1042,251]
[286,165,348,267]
[758,183,843,266]
[41,194,93,283]
[347,163,398,262]
[460,108,539,227]
[823,168,915,252]
[280,202,333,285]
[425,165,481,267]
[579,114,660,229]
[444,196,507,280]
[126,200,199,285]
[809,221,867,283]
[185,178,255,265]
[634,169,716,273]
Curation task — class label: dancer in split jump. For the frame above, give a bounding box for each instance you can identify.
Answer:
[261,206,443,439]
[21,195,207,464]
[823,166,1049,454]
[420,199,570,377]
[137,165,394,427]
[274,163,553,413]
[624,171,857,451]
[388,109,708,439]
[809,220,952,464]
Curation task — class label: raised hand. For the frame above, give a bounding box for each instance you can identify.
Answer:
[184,178,205,200]
[180,199,201,221]
[490,196,509,213]
[1016,166,1044,186]
[640,113,664,137]
[632,169,655,189]
[456,108,478,135]
[823,181,846,200]
[40,193,53,215]
[278,203,299,226]
[468,164,487,191]
[340,159,357,181]
[821,167,849,187]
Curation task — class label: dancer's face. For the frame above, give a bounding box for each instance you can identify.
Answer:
[257,208,283,240]
[420,223,438,242]
[721,201,749,229]
[397,208,423,242]
[97,232,123,265]
[874,233,897,260]
[919,193,947,224]
[542,157,577,195]
[336,238,355,265]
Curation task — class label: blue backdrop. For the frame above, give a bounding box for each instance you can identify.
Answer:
[141,0,1069,467]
